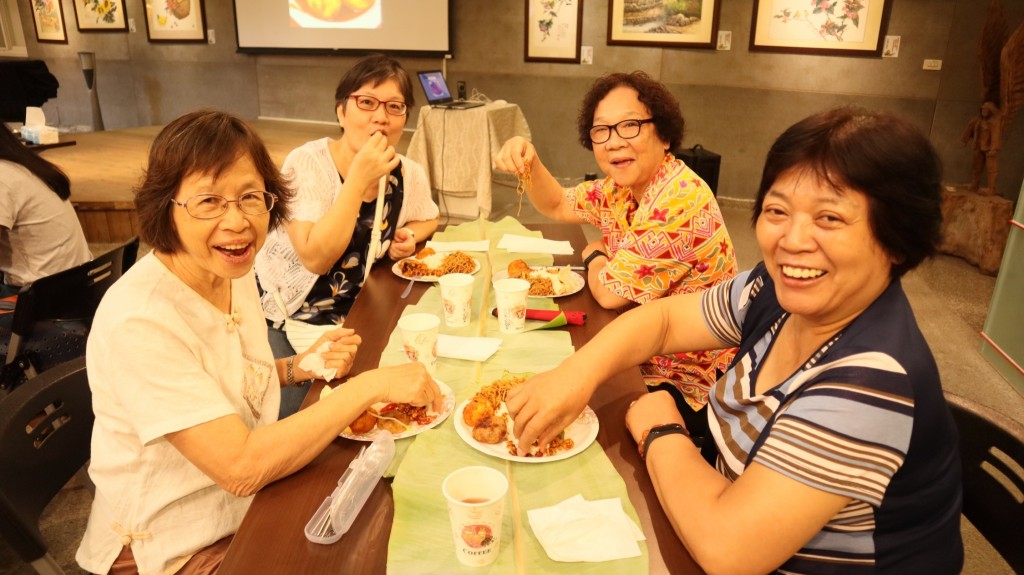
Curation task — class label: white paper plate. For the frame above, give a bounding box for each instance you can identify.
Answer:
[454,400,598,463]
[491,268,585,298]
[392,255,481,282]
[321,380,455,441]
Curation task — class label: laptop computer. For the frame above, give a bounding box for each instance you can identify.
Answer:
[416,70,484,109]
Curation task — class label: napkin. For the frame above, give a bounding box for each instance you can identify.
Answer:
[498,234,574,255]
[436,334,502,361]
[424,239,491,252]
[527,495,645,563]
[298,341,339,382]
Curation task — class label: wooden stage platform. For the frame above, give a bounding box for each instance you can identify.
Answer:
[39,119,342,243]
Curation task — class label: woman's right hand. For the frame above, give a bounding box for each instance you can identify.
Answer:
[355,363,442,411]
[348,132,401,194]
[494,136,537,175]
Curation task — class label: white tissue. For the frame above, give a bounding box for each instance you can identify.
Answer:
[298,341,338,382]
[527,495,644,563]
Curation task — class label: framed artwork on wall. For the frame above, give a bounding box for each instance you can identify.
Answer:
[607,0,720,49]
[145,0,208,43]
[74,0,129,32]
[525,0,583,63]
[749,0,893,57]
[30,0,69,44]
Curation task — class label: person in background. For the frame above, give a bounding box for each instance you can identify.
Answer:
[494,71,736,438]
[509,107,963,573]
[76,110,441,575]
[0,122,91,297]
[255,53,439,417]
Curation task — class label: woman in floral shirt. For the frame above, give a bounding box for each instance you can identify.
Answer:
[495,71,736,437]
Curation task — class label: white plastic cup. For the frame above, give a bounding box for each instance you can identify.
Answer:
[442,466,508,567]
[438,273,474,328]
[397,313,440,375]
[493,278,530,334]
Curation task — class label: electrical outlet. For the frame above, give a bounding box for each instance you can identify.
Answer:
[128,18,135,33]
[581,45,593,65]
[208,29,216,44]
[923,59,942,71]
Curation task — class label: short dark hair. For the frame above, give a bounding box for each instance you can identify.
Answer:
[0,122,71,200]
[576,71,684,152]
[334,54,415,112]
[134,109,293,253]
[753,107,943,278]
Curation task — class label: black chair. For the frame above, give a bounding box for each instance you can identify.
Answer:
[0,236,139,392]
[0,357,93,575]
[945,391,1024,572]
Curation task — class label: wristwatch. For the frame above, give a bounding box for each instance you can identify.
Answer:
[638,423,694,461]
[582,250,608,271]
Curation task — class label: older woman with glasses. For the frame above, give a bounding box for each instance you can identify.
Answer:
[494,71,737,439]
[509,107,963,573]
[76,110,441,575]
[255,53,439,417]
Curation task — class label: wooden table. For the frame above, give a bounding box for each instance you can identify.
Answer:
[219,224,703,574]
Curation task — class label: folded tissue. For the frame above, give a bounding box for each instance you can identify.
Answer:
[527,495,645,562]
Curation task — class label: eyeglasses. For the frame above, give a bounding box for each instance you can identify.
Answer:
[170,191,277,220]
[349,94,408,116]
[589,118,655,144]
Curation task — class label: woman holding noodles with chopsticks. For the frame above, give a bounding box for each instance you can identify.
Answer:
[255,54,439,417]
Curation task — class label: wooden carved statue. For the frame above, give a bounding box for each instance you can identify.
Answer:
[964,0,1024,195]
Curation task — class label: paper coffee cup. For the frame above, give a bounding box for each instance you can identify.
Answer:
[397,312,440,375]
[442,466,508,567]
[439,273,474,328]
[493,278,529,334]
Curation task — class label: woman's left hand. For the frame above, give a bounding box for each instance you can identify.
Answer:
[295,327,362,380]
[625,390,686,444]
[388,227,418,259]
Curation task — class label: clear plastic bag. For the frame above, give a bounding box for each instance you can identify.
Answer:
[304,431,396,544]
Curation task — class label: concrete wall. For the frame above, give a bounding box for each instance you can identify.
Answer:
[19,0,1024,202]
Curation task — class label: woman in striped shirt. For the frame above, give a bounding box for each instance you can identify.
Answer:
[507,107,963,574]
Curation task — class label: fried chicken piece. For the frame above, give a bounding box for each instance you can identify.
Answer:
[462,397,495,427]
[416,247,436,259]
[349,409,377,434]
[471,415,507,444]
[507,259,532,279]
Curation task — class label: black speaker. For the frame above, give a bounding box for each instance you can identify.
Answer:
[675,144,720,196]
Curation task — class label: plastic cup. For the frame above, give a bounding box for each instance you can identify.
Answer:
[442,466,508,567]
[493,278,529,334]
[397,313,440,375]
[438,273,474,328]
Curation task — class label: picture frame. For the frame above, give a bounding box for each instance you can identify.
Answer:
[145,0,208,43]
[749,0,893,57]
[525,0,583,63]
[607,0,720,49]
[74,0,129,32]
[30,0,69,44]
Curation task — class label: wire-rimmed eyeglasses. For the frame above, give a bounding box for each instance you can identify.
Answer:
[589,118,655,144]
[349,94,408,116]
[170,191,277,220]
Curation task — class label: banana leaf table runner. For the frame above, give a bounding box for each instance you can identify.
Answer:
[382,218,649,574]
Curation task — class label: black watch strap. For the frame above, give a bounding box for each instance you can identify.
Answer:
[640,423,693,461]
[583,250,608,270]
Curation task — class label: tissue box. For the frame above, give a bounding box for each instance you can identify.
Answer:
[19,126,59,145]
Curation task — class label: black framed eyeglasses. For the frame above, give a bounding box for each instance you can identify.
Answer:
[349,94,408,116]
[170,191,277,220]
[589,118,655,144]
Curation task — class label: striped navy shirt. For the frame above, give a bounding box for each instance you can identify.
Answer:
[701,264,963,574]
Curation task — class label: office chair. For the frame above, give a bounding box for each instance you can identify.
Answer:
[0,236,139,393]
[945,391,1024,572]
[0,357,92,575]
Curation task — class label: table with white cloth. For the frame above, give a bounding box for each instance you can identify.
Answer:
[406,102,531,220]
